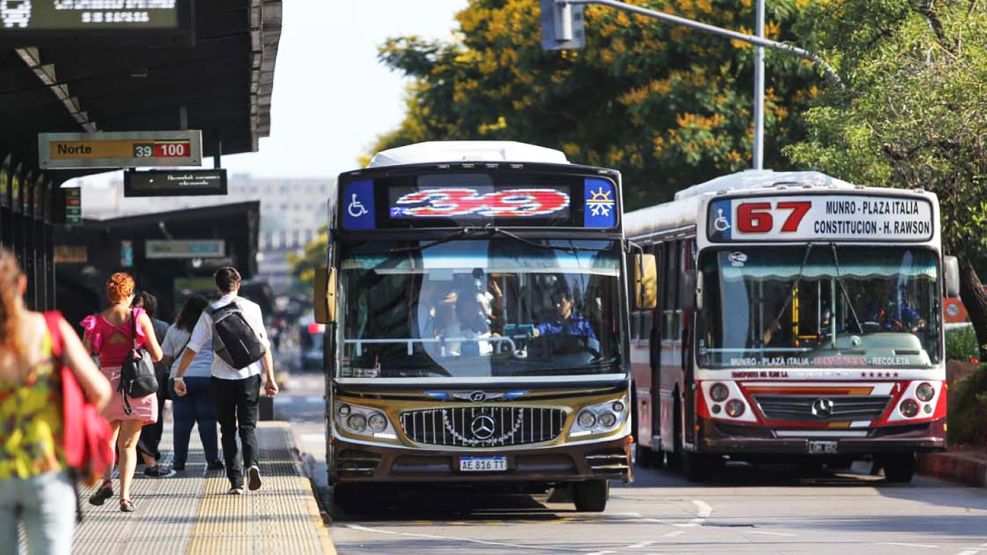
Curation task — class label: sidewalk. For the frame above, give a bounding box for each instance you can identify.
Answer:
[71,422,334,555]
[919,449,987,488]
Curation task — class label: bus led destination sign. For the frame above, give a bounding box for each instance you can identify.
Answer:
[707,194,934,242]
[39,130,202,169]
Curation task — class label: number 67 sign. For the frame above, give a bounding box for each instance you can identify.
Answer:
[707,195,934,242]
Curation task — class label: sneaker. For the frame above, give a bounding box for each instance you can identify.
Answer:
[247,465,262,491]
[144,465,177,478]
[228,486,245,495]
[172,462,185,471]
[88,483,113,506]
[207,460,226,471]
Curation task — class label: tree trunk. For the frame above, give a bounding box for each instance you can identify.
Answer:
[956,254,987,362]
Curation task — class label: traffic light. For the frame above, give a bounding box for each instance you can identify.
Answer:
[539,0,585,51]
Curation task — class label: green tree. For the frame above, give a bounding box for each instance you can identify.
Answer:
[374,0,824,209]
[786,0,987,358]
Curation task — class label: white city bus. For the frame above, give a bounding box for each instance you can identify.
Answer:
[625,170,958,482]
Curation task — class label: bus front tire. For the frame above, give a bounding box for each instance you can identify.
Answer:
[880,454,916,483]
[682,451,713,482]
[573,479,609,512]
[332,483,371,514]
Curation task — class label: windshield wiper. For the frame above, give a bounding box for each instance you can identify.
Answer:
[829,243,865,334]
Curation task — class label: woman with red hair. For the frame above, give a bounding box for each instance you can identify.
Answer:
[81,272,163,512]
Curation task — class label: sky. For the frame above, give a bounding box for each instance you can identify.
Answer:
[77,0,468,186]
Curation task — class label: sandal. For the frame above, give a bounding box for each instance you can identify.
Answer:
[88,482,113,506]
[120,499,135,512]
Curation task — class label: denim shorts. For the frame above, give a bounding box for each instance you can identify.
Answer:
[0,471,75,555]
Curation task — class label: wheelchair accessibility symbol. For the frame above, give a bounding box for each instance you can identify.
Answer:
[713,208,731,232]
[347,194,369,218]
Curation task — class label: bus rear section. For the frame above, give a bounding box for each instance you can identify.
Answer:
[626,170,956,482]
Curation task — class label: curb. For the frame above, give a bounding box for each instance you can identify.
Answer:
[918,452,987,487]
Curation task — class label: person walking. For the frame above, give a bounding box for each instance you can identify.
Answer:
[174,267,278,495]
[81,272,164,512]
[0,248,112,553]
[133,291,175,477]
[161,295,223,472]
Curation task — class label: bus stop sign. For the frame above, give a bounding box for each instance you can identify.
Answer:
[38,130,202,169]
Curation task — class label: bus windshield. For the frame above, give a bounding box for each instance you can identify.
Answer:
[337,239,623,379]
[698,246,941,369]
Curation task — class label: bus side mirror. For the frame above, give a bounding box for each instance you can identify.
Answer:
[680,270,698,312]
[944,256,960,298]
[314,266,337,324]
[634,253,658,310]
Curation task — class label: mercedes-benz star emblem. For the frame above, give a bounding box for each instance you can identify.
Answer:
[470,415,496,440]
[811,398,834,418]
[469,391,487,402]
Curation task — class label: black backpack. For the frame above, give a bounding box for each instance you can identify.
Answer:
[120,310,159,414]
[211,301,267,369]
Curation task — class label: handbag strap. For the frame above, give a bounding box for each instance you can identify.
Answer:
[130,308,140,350]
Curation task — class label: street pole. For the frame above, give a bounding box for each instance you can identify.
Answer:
[753,0,765,170]
[556,0,843,87]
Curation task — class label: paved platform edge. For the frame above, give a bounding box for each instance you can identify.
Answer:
[919,451,987,487]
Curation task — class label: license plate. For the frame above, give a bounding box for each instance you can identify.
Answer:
[459,456,507,472]
[808,440,838,454]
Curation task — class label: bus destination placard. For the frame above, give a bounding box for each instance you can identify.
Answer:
[39,130,202,169]
[707,194,934,243]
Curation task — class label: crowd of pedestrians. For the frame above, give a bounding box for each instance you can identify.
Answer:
[0,248,277,553]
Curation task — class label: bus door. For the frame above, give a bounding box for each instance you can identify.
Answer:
[678,239,697,447]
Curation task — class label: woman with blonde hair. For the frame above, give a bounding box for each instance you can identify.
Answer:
[0,248,111,553]
[81,272,163,512]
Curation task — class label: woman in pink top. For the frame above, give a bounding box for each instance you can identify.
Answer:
[81,272,163,512]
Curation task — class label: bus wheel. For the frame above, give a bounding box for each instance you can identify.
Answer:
[682,451,713,483]
[573,479,609,512]
[880,454,916,484]
[636,444,663,468]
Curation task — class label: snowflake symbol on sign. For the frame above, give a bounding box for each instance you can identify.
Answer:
[586,187,615,217]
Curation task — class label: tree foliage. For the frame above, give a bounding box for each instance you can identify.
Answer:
[786,0,987,357]
[374,0,824,209]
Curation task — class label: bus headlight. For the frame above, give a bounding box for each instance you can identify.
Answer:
[710,383,729,403]
[347,413,367,433]
[368,413,388,433]
[335,401,397,440]
[899,399,920,418]
[725,399,746,418]
[570,398,630,438]
[915,382,935,402]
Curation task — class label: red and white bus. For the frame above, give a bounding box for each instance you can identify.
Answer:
[625,170,958,482]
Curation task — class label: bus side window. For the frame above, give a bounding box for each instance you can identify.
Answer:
[662,240,681,342]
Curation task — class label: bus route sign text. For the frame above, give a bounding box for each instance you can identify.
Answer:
[707,194,934,243]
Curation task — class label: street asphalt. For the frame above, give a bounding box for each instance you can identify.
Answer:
[277,373,987,555]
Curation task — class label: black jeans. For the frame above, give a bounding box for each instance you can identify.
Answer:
[137,369,170,461]
[212,374,261,486]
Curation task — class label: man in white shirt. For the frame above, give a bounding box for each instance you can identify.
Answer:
[174,267,278,495]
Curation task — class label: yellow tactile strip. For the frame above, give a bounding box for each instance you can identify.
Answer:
[184,422,334,555]
[72,423,333,555]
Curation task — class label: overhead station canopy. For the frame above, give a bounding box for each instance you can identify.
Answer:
[0,0,282,180]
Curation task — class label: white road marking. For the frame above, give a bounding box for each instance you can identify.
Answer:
[876,542,939,549]
[956,551,980,555]
[662,530,685,538]
[692,499,713,518]
[342,524,575,552]
[627,541,657,549]
[586,551,617,555]
[748,530,797,537]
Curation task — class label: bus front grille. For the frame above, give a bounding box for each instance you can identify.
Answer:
[399,406,566,448]
[753,395,892,422]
